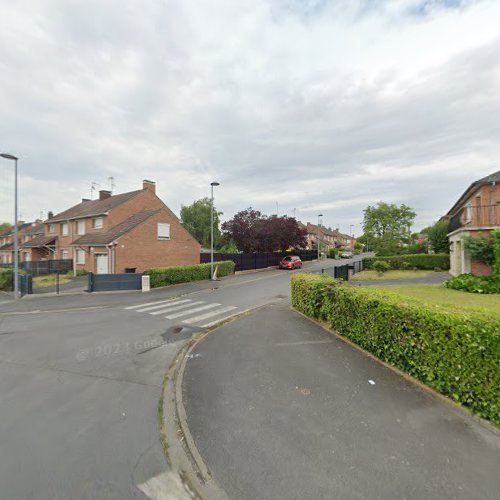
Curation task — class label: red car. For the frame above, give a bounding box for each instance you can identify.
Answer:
[279,255,302,270]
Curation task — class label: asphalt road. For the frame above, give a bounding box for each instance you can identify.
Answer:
[183,304,500,500]
[0,258,340,499]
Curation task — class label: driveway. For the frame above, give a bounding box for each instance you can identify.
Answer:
[182,304,500,500]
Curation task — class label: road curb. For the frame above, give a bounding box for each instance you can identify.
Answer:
[159,309,258,499]
[291,306,500,435]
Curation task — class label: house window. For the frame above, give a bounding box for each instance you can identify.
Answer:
[61,223,69,236]
[157,223,171,240]
[464,203,472,223]
[62,250,69,260]
[24,236,29,242]
[77,220,85,235]
[24,252,31,262]
[92,217,103,229]
[48,223,56,233]
[76,249,85,265]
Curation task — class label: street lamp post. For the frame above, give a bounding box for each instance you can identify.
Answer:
[317,214,323,261]
[210,181,220,280]
[0,153,19,299]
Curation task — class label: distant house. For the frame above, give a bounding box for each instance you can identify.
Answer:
[300,223,354,251]
[444,170,500,276]
[0,221,43,264]
[21,180,201,274]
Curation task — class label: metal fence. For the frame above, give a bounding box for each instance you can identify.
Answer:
[316,260,364,281]
[0,259,73,276]
[87,272,143,292]
[200,250,317,272]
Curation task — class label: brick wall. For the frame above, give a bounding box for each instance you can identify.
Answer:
[471,259,492,277]
[114,209,201,273]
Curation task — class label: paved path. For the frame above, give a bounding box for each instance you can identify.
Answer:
[183,304,500,500]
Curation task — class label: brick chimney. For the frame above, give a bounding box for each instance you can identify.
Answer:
[143,180,156,194]
[99,190,112,200]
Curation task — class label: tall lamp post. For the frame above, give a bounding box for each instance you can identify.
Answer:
[210,181,220,280]
[0,153,19,299]
[317,214,323,261]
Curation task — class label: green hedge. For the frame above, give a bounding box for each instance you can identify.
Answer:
[0,269,13,291]
[291,274,500,425]
[145,261,235,288]
[363,253,450,270]
[444,274,500,294]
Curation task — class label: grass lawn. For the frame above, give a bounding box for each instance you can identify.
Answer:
[372,283,500,315]
[33,273,74,288]
[351,270,432,281]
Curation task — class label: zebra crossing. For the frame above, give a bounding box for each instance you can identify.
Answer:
[124,297,242,328]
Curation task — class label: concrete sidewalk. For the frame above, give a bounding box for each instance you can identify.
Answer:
[182,304,500,500]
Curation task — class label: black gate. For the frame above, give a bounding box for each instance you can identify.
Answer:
[87,273,142,292]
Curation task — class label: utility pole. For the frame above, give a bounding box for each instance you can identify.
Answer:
[317,214,323,261]
[1,153,20,299]
[210,181,220,280]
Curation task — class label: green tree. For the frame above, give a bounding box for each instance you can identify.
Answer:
[422,221,449,253]
[363,202,416,255]
[180,198,222,249]
[0,222,12,231]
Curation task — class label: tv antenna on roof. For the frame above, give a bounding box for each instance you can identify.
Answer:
[90,181,100,200]
[108,176,115,193]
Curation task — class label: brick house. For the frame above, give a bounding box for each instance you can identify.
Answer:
[23,180,201,274]
[300,223,353,251]
[0,221,44,264]
[445,170,500,276]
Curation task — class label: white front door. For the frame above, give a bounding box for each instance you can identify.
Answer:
[96,253,109,274]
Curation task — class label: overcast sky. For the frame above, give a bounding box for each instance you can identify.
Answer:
[1,0,499,235]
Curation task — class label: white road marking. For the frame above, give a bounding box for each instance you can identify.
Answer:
[165,303,220,320]
[182,305,237,325]
[137,470,193,500]
[124,298,184,310]
[136,299,192,312]
[149,301,205,315]
[200,308,252,328]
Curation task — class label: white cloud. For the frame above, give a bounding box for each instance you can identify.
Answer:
[0,0,499,235]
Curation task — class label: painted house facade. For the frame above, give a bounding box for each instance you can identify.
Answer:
[23,180,201,274]
[445,170,500,276]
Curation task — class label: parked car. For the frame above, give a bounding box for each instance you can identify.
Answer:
[279,255,302,270]
[340,251,353,259]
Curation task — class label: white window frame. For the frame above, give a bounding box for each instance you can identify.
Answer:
[61,250,69,260]
[77,220,86,235]
[61,222,69,236]
[92,217,103,229]
[157,223,171,240]
[76,249,86,265]
[464,203,472,223]
[48,223,56,234]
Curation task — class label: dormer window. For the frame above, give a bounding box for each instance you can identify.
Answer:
[92,217,103,229]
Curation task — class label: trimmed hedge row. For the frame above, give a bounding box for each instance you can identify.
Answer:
[444,274,500,294]
[363,253,450,270]
[145,261,235,288]
[291,274,500,425]
[0,269,13,291]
